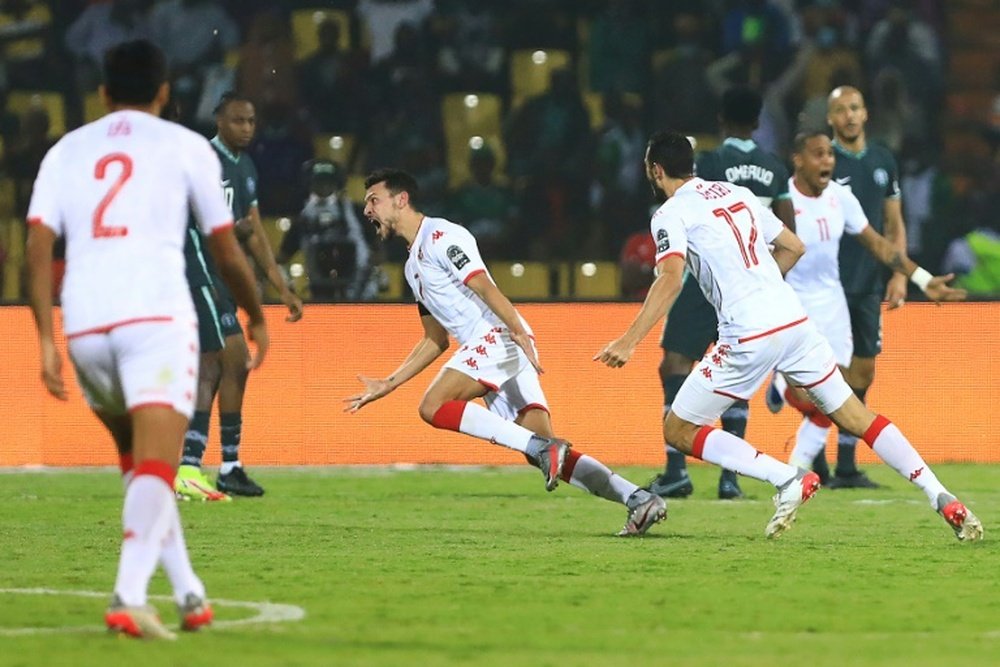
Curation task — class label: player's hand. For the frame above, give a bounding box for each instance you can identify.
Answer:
[923,273,967,304]
[344,375,393,413]
[510,331,544,374]
[885,273,908,310]
[281,289,304,322]
[246,319,270,370]
[40,338,67,400]
[593,337,635,368]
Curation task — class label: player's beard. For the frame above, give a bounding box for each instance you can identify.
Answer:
[648,179,667,203]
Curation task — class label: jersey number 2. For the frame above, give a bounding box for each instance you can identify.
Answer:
[93,153,133,238]
[713,202,759,268]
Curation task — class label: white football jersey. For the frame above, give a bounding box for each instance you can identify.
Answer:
[27,110,233,336]
[785,178,868,298]
[651,177,805,340]
[404,217,530,345]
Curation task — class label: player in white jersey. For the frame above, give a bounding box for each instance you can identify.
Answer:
[596,131,982,541]
[345,169,666,536]
[25,40,268,639]
[778,131,968,478]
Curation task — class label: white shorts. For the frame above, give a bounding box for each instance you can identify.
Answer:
[444,325,549,419]
[796,288,853,367]
[67,318,199,418]
[672,318,854,425]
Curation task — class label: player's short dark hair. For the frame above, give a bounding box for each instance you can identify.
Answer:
[792,130,831,154]
[102,39,167,105]
[214,91,254,116]
[364,168,420,207]
[721,86,763,127]
[646,131,694,179]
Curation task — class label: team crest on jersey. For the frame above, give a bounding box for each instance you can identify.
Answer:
[246,177,256,197]
[873,168,888,187]
[447,245,470,270]
[655,229,670,254]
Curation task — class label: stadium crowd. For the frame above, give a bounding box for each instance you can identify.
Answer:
[0,0,997,300]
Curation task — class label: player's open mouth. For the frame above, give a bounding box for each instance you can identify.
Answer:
[819,170,832,180]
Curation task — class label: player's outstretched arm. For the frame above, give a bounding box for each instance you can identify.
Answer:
[208,227,270,369]
[595,255,684,368]
[25,223,67,400]
[464,272,543,373]
[856,226,967,303]
[241,206,304,322]
[344,314,449,413]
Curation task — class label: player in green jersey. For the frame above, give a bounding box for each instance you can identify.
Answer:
[177,92,303,500]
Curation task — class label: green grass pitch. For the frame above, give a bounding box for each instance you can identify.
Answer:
[0,464,997,667]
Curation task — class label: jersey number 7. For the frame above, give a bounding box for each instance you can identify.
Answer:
[713,202,759,269]
[93,153,133,238]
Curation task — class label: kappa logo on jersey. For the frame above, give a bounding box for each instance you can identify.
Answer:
[655,229,670,254]
[432,230,445,242]
[107,119,131,136]
[447,245,470,270]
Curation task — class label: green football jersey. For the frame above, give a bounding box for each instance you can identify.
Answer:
[832,140,900,295]
[695,137,790,207]
[184,136,260,288]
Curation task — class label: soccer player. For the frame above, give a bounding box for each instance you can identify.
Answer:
[25,40,268,638]
[175,92,304,500]
[781,131,967,473]
[803,85,909,488]
[647,87,795,500]
[595,131,981,542]
[346,169,667,537]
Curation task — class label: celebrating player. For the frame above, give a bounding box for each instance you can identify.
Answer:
[25,40,268,638]
[346,168,666,537]
[595,131,982,541]
[648,86,794,500]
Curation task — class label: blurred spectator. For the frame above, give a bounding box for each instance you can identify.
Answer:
[898,138,949,262]
[942,163,1000,296]
[299,17,363,133]
[504,67,592,258]
[618,229,656,300]
[592,92,647,250]
[798,1,860,104]
[278,159,375,301]
[650,10,718,135]
[866,67,926,154]
[587,0,651,95]
[708,0,792,95]
[433,2,504,93]
[65,0,151,92]
[446,145,519,259]
[250,97,314,216]
[865,0,942,110]
[356,0,435,64]
[236,10,297,111]
[3,104,53,218]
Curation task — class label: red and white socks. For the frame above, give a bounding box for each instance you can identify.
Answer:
[691,426,798,487]
[559,449,637,503]
[430,400,536,453]
[863,415,946,505]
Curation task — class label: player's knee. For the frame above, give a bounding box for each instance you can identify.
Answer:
[662,413,694,453]
[417,398,442,425]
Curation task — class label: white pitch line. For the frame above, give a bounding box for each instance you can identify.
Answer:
[0,588,305,637]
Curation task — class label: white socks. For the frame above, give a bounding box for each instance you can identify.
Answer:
[114,465,176,607]
[693,427,798,487]
[864,416,947,506]
[789,419,831,470]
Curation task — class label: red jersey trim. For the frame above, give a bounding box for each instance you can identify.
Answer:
[66,316,174,340]
[655,250,685,264]
[209,221,236,235]
[463,269,486,285]
[712,389,745,401]
[129,401,176,413]
[477,378,500,392]
[27,216,45,226]
[799,364,838,390]
[517,402,550,416]
[737,317,808,344]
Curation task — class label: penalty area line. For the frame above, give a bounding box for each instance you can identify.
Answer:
[0,588,305,637]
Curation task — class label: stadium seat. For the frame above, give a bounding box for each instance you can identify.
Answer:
[509,49,572,109]
[313,133,355,170]
[441,93,505,188]
[83,91,104,123]
[345,174,366,202]
[583,91,604,129]
[292,8,350,60]
[6,91,66,138]
[573,261,620,299]
[488,261,551,300]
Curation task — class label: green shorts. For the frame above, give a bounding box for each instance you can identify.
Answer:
[846,292,883,358]
[192,283,242,354]
[659,277,718,361]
